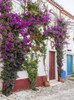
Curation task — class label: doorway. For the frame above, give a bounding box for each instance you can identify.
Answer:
[49,51,55,80]
[67,55,72,75]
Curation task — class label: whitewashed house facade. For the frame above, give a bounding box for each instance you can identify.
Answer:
[0,0,74,92]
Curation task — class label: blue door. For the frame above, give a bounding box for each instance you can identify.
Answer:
[67,55,72,75]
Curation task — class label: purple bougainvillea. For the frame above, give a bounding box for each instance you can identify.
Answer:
[47,18,68,77]
[0,0,12,13]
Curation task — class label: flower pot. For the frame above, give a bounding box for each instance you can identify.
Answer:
[60,78,64,83]
[58,77,64,83]
[66,36,70,39]
[44,81,50,87]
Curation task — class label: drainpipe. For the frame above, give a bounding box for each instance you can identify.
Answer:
[59,10,61,20]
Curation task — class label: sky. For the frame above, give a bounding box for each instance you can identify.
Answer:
[54,0,74,16]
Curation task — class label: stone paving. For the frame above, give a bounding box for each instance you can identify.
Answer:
[0,79,74,100]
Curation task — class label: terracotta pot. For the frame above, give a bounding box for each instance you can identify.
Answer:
[44,81,50,87]
[60,78,64,83]
[58,77,64,83]
[66,36,70,39]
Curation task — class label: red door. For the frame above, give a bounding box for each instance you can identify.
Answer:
[49,51,55,80]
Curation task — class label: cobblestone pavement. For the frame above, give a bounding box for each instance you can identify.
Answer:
[0,79,74,100]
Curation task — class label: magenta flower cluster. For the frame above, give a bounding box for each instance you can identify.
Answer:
[0,0,11,13]
[21,13,51,38]
[48,25,67,48]
[46,18,67,51]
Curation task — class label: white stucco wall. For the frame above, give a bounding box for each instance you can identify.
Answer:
[17,38,57,80]
[47,2,74,75]
[12,0,24,14]
[60,14,74,74]
[63,21,74,74]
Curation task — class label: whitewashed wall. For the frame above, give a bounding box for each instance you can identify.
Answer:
[17,38,56,80]
[0,35,3,91]
[45,1,74,75]
[62,18,74,74]
[12,0,24,14]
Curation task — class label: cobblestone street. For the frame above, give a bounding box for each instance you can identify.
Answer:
[0,80,74,100]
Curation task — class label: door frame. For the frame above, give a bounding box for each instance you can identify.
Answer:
[47,49,58,81]
[66,52,74,76]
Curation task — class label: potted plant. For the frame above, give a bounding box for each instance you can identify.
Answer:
[44,81,50,87]
[58,69,66,83]
[58,77,64,83]
[60,78,64,83]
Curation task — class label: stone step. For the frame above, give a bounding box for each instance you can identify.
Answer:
[69,75,74,81]
[71,74,74,77]
[50,80,61,86]
[69,79,74,81]
[69,77,74,79]
[50,82,61,87]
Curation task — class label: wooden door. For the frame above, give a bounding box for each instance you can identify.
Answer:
[49,51,55,80]
[67,55,72,75]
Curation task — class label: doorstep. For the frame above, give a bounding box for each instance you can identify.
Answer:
[69,74,74,81]
[66,75,72,79]
[50,80,61,87]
